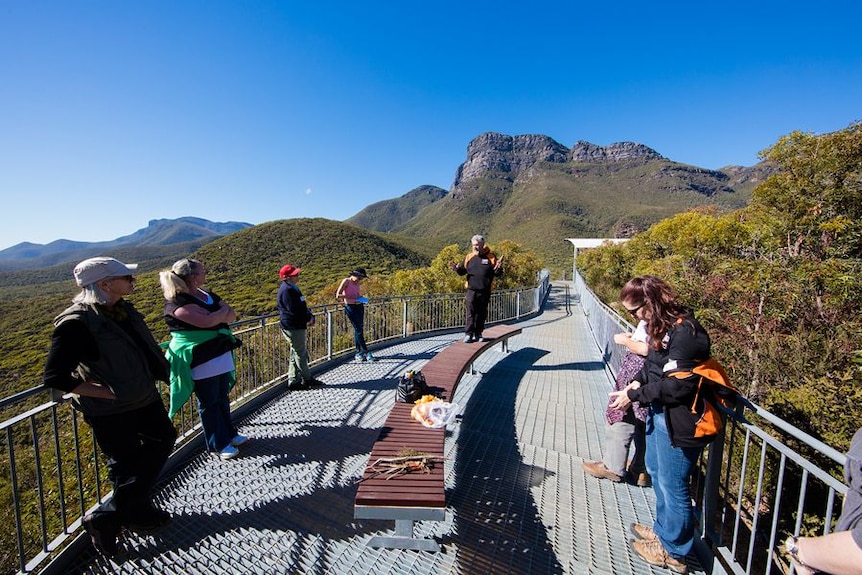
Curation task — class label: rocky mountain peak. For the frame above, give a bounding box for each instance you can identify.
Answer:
[570,141,665,163]
[451,133,569,196]
[451,133,666,197]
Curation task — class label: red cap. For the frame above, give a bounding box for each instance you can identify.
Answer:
[279,264,301,279]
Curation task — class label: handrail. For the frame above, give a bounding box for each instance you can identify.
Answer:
[571,269,848,574]
[0,274,550,574]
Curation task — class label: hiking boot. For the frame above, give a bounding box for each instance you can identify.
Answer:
[230,433,249,447]
[632,538,688,574]
[582,460,622,482]
[83,514,119,557]
[631,522,658,541]
[125,506,172,532]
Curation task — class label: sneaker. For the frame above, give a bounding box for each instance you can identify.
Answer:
[582,460,623,482]
[83,514,119,557]
[631,522,658,541]
[230,433,249,447]
[632,538,688,574]
[219,445,240,460]
[463,334,474,343]
[365,352,378,362]
[125,506,172,532]
[355,353,366,362]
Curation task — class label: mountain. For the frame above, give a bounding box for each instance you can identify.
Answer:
[346,185,448,231]
[0,217,252,271]
[346,132,777,270]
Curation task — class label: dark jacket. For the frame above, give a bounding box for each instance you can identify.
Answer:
[164,291,239,368]
[627,312,712,448]
[454,247,502,291]
[277,281,313,330]
[43,301,168,417]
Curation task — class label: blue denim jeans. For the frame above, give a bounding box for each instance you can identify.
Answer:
[645,409,703,559]
[194,373,236,452]
[344,304,368,354]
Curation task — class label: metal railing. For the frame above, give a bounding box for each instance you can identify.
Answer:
[572,271,848,575]
[0,274,550,574]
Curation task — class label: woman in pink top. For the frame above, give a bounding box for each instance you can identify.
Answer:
[335,268,377,362]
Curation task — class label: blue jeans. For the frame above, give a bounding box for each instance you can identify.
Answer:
[194,373,235,452]
[344,304,368,354]
[645,409,703,559]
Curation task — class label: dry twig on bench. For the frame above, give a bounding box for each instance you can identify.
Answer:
[359,452,449,481]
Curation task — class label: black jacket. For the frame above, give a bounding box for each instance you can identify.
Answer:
[627,312,712,447]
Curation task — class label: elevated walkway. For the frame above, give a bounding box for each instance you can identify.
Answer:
[59,283,720,574]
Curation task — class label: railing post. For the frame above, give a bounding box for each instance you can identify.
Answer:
[326,308,333,360]
[516,292,521,319]
[402,298,408,337]
[702,427,726,545]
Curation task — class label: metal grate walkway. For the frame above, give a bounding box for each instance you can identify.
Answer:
[62,283,716,575]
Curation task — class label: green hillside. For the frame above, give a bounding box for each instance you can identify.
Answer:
[389,158,767,274]
[0,218,430,397]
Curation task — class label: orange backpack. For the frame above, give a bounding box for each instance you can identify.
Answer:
[669,357,742,440]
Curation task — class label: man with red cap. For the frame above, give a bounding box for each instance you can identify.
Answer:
[276,265,324,390]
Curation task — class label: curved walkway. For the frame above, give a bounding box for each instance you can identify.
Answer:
[62,283,715,575]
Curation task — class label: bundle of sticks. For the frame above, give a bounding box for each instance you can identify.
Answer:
[360,453,449,481]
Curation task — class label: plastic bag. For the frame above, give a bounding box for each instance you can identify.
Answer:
[411,400,459,428]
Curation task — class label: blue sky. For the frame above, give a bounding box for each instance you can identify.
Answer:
[1,1,860,250]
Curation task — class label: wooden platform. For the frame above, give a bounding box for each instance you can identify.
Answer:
[354,324,522,551]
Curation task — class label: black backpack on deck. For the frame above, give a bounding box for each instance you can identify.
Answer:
[396,370,428,403]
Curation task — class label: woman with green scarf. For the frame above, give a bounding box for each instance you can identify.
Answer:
[160,258,245,460]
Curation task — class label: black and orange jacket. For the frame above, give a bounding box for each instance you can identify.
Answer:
[454,247,502,291]
[627,312,715,448]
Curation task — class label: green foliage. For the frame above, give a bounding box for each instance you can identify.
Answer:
[578,122,862,450]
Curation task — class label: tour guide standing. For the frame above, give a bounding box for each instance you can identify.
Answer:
[42,257,177,557]
[450,234,504,342]
[277,265,324,390]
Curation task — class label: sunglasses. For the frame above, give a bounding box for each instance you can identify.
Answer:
[625,303,644,316]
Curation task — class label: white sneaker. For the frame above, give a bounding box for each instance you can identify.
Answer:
[219,445,240,460]
[230,434,248,447]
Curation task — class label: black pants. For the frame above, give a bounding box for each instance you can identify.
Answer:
[465,288,491,336]
[84,399,177,531]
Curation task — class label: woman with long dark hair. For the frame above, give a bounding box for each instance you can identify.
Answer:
[609,275,711,574]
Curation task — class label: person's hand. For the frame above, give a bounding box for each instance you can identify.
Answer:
[613,332,631,345]
[73,380,116,400]
[494,254,504,271]
[609,381,641,410]
[608,390,632,411]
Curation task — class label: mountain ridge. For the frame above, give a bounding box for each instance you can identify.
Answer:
[0,217,252,271]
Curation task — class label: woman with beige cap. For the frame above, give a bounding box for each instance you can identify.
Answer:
[43,257,177,557]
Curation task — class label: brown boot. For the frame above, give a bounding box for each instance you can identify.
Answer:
[631,522,657,541]
[582,461,622,482]
[632,538,688,574]
[637,472,652,487]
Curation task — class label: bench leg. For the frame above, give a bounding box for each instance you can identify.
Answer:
[367,519,441,552]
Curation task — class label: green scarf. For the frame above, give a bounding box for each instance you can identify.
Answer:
[165,328,237,418]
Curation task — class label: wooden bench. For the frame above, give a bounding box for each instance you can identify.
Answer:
[354,323,522,551]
